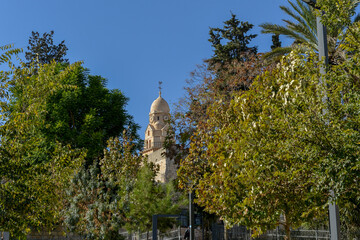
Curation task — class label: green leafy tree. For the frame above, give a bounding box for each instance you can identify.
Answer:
[125,165,186,239]
[24,33,141,238]
[319,21,360,237]
[0,60,85,238]
[9,60,138,165]
[178,50,329,240]
[1,39,141,238]
[316,0,360,32]
[164,18,266,238]
[25,31,68,64]
[179,17,360,239]
[1,44,139,237]
[24,31,140,163]
[41,65,140,163]
[164,17,266,239]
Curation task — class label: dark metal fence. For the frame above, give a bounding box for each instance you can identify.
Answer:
[211,224,331,240]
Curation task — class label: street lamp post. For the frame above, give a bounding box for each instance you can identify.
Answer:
[300,1,340,240]
[189,190,195,240]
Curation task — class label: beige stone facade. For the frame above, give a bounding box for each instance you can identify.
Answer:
[143,91,177,182]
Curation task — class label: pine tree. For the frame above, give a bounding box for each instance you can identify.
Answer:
[207,14,257,69]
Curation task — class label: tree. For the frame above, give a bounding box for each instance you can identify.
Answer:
[319,21,360,237]
[271,34,282,50]
[41,65,140,163]
[167,14,261,156]
[9,60,139,165]
[178,16,360,239]
[24,31,140,156]
[166,13,265,161]
[207,14,257,70]
[163,17,267,239]
[165,53,267,169]
[125,165,185,238]
[24,32,143,238]
[25,31,68,64]
[178,50,331,240]
[1,46,140,236]
[0,60,85,238]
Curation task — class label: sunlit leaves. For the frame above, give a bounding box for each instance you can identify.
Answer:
[0,61,85,237]
[317,0,358,32]
[180,50,331,237]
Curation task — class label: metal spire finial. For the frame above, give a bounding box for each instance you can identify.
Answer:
[158,81,163,97]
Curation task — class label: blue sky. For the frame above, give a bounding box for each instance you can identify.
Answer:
[2,0,295,135]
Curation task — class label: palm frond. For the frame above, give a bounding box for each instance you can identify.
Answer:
[260,0,318,52]
[283,19,317,47]
[260,0,359,62]
[260,23,315,49]
[281,1,317,40]
[283,1,314,30]
[291,0,317,34]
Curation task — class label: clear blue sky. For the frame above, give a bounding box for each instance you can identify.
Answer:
[2,0,294,135]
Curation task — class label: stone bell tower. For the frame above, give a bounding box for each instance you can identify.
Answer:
[143,82,176,182]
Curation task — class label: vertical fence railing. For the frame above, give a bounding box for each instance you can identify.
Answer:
[211,224,331,240]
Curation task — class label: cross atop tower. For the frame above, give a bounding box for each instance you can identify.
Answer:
[158,81,163,97]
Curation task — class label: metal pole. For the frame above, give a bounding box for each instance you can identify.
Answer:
[152,215,158,240]
[316,14,341,240]
[316,16,329,75]
[301,1,341,239]
[189,190,195,240]
[329,190,341,240]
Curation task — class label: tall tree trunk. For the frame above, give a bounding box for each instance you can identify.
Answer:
[223,220,227,240]
[283,213,291,240]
